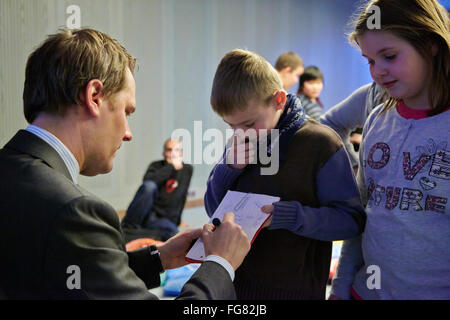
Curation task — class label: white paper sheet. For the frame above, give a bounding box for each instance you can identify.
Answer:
[185,190,280,262]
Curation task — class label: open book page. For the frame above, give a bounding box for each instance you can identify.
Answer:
[185,190,280,263]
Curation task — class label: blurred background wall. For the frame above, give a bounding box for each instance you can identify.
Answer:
[2,0,446,210]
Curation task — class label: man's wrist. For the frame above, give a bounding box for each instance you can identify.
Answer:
[149,245,164,273]
[204,255,235,281]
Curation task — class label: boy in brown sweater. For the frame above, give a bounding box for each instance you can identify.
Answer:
[204,49,365,299]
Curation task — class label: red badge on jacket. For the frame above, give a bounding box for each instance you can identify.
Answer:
[165,179,178,193]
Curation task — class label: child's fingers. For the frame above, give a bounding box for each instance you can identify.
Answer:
[234,132,247,146]
[262,216,272,228]
[261,205,274,214]
[247,149,255,163]
[227,132,257,167]
[235,146,255,165]
[234,132,257,147]
[235,137,255,153]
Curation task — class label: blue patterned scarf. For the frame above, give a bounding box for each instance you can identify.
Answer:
[261,94,307,164]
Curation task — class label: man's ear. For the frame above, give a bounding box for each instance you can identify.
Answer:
[273,90,287,110]
[79,79,104,117]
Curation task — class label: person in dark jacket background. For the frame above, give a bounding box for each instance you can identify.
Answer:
[121,138,193,241]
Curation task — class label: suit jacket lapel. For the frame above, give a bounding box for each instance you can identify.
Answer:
[4,130,73,181]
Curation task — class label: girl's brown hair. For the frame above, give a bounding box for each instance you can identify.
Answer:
[349,0,449,115]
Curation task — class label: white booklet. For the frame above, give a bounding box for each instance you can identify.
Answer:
[185,190,280,263]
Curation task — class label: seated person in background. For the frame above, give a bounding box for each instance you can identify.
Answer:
[121,138,193,242]
[274,51,304,91]
[297,66,325,121]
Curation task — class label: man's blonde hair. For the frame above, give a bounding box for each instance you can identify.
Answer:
[210,49,283,116]
[23,28,136,123]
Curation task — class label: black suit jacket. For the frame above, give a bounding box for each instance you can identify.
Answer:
[0,130,235,300]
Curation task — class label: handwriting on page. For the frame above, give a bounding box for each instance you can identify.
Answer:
[185,191,280,262]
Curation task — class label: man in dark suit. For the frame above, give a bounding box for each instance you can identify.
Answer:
[0,28,250,299]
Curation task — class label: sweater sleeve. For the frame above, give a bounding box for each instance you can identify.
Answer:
[329,139,367,299]
[320,82,375,168]
[268,146,366,241]
[330,235,365,299]
[204,159,243,217]
[329,107,384,299]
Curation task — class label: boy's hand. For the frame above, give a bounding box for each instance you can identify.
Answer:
[261,204,274,228]
[226,133,255,170]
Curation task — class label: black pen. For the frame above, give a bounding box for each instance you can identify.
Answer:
[212,218,221,228]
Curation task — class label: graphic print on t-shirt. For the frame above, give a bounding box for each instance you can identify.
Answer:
[165,178,178,193]
[365,138,449,213]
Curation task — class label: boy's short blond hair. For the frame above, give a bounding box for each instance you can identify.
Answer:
[210,49,283,116]
[274,51,303,71]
